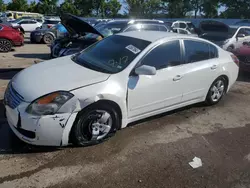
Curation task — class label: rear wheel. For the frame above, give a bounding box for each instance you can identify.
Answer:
[0,39,12,52]
[70,103,119,146]
[205,77,227,105]
[43,34,54,44]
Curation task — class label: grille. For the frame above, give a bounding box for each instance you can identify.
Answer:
[4,83,24,109]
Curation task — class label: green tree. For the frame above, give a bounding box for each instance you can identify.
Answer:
[36,0,58,15]
[0,0,7,12]
[143,0,162,18]
[7,0,28,11]
[125,0,144,17]
[201,0,219,18]
[102,0,122,18]
[163,0,192,18]
[27,1,38,12]
[60,0,80,15]
[220,0,250,19]
[74,0,94,16]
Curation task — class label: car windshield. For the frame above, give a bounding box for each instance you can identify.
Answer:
[72,35,151,74]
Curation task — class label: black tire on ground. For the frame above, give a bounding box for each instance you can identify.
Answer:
[70,102,119,146]
[43,34,54,44]
[205,76,227,105]
[0,39,12,52]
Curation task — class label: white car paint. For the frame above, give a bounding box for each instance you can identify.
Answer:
[223,26,250,50]
[15,19,42,32]
[4,31,239,146]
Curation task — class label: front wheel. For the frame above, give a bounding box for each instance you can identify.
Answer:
[70,103,119,146]
[205,77,227,105]
[0,39,12,52]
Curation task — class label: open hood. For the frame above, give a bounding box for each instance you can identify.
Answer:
[60,13,104,38]
[199,20,230,35]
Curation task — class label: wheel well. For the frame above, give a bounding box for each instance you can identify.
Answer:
[219,75,229,91]
[68,99,123,144]
[94,100,123,128]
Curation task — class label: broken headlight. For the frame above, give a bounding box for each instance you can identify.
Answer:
[26,91,74,115]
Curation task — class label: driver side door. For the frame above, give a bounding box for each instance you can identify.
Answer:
[127,40,185,118]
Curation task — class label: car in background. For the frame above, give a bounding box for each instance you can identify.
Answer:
[4,31,239,146]
[0,24,24,52]
[232,42,250,72]
[0,19,25,34]
[173,28,198,36]
[222,26,250,51]
[41,18,61,29]
[30,23,68,44]
[171,20,196,33]
[50,14,172,58]
[10,19,42,32]
[198,20,232,47]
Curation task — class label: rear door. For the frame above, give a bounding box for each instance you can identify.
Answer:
[19,20,30,31]
[180,40,220,102]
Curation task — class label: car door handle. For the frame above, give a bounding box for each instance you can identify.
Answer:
[173,75,182,81]
[211,65,217,70]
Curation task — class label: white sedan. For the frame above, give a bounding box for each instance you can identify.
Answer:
[4,31,239,146]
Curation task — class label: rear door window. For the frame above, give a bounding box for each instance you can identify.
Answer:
[179,23,186,28]
[184,40,218,63]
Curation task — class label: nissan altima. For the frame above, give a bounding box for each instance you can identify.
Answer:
[4,31,239,146]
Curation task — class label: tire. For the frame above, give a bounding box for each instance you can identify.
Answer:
[70,103,120,146]
[43,34,54,44]
[205,77,227,105]
[0,39,12,52]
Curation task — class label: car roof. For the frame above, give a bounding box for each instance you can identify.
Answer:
[117,31,198,42]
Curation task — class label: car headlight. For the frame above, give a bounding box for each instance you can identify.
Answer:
[26,91,74,115]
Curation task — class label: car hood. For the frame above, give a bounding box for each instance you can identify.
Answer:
[199,20,230,34]
[12,56,110,102]
[60,13,104,38]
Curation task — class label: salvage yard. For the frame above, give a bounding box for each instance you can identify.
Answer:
[0,35,250,188]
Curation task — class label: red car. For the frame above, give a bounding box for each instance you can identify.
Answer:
[0,24,24,52]
[233,43,250,72]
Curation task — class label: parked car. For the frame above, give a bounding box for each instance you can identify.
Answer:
[51,14,172,58]
[0,24,24,52]
[232,43,250,72]
[30,23,68,44]
[198,20,232,47]
[10,19,42,32]
[173,28,198,36]
[41,18,61,29]
[222,26,250,51]
[0,19,25,34]
[4,31,239,146]
[171,20,197,33]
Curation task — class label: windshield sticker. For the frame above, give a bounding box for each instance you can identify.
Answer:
[126,45,141,54]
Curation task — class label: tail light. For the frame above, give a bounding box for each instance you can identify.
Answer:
[231,54,239,67]
[47,24,52,28]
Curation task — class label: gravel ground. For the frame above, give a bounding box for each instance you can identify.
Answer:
[0,36,250,188]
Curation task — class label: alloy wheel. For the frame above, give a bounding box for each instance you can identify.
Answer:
[210,79,225,102]
[0,39,12,52]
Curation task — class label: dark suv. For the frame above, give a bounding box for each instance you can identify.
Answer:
[50,14,171,58]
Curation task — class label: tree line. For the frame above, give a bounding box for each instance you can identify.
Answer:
[0,0,250,19]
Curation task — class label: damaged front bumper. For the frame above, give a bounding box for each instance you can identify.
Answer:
[5,104,77,146]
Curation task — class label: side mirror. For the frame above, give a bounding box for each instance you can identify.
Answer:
[134,65,156,76]
[237,33,245,38]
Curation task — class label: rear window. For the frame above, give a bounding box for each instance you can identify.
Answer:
[200,22,229,32]
[73,35,151,73]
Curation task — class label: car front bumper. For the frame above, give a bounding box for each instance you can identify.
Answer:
[5,104,77,146]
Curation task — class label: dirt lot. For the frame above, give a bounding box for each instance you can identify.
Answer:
[0,37,250,188]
